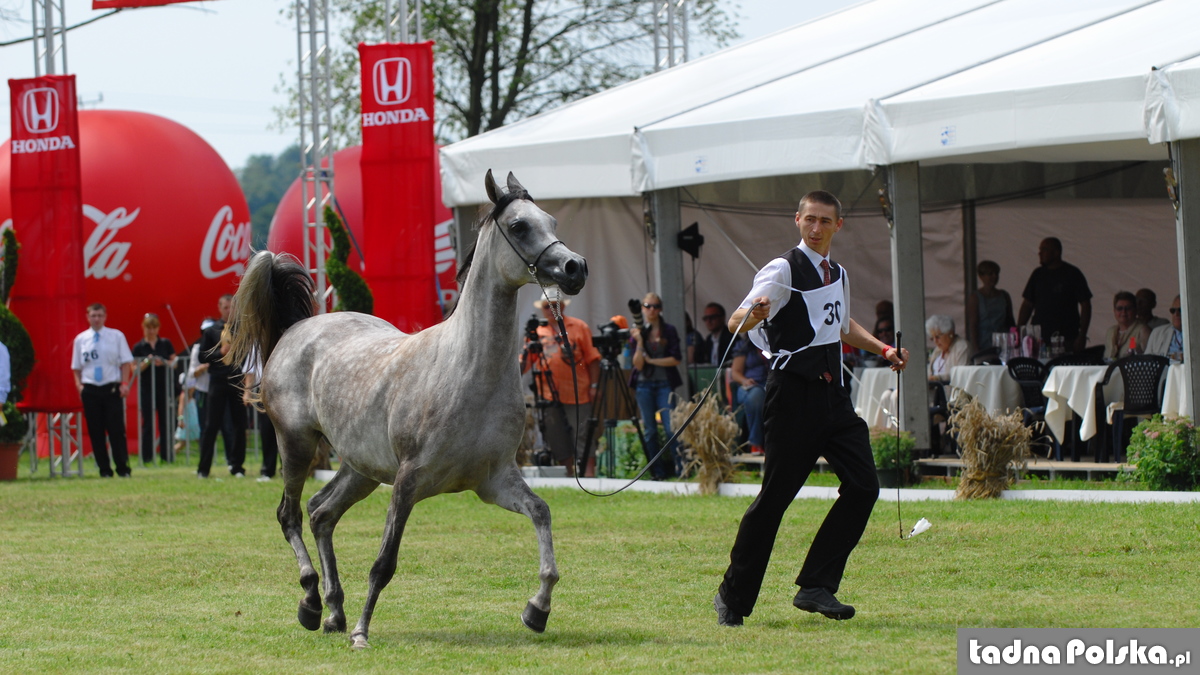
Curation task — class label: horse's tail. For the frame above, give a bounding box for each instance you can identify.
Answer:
[226,251,316,372]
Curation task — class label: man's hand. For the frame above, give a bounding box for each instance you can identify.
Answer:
[119,382,129,398]
[887,347,910,372]
[242,390,253,406]
[749,297,770,321]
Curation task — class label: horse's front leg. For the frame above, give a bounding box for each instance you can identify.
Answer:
[483,466,559,633]
[307,465,380,634]
[349,466,419,650]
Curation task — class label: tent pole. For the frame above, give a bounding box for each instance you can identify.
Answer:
[452,205,478,270]
[1171,139,1200,418]
[962,198,977,347]
[887,162,931,452]
[650,188,689,379]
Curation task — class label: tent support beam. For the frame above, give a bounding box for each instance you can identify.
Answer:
[888,162,931,451]
[962,199,977,346]
[452,206,478,269]
[650,188,689,378]
[1172,139,1200,417]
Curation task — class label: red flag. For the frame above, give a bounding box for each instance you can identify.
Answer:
[8,75,85,412]
[93,0,207,8]
[359,42,440,333]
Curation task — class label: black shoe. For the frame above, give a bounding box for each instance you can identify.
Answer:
[793,587,855,620]
[714,593,743,627]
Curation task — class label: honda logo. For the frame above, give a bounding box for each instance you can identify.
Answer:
[373,58,412,105]
[21,87,59,134]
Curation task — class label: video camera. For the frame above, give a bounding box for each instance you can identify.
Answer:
[593,321,631,362]
[524,314,548,354]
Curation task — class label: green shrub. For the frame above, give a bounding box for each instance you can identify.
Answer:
[0,401,30,443]
[870,426,916,471]
[324,206,374,314]
[596,421,646,479]
[0,229,33,401]
[1126,415,1199,491]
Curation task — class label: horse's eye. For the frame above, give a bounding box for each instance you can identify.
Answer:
[509,219,529,235]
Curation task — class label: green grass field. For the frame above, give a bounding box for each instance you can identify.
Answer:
[1,465,1198,674]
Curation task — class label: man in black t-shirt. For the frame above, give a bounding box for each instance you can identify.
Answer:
[1017,237,1092,353]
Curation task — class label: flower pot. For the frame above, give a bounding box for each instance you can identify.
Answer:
[0,441,22,481]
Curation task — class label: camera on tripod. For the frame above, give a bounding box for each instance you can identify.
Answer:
[592,321,630,362]
[524,314,548,354]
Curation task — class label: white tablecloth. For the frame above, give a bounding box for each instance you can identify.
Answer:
[1042,366,1124,442]
[948,365,1024,415]
[855,367,896,429]
[1161,363,1192,418]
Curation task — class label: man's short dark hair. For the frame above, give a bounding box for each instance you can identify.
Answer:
[1113,291,1136,307]
[706,302,726,317]
[798,190,842,220]
[1044,237,1063,254]
[86,302,105,313]
[219,293,234,302]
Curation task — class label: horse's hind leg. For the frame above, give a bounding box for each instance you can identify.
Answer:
[350,466,421,650]
[307,465,380,634]
[481,466,559,633]
[276,428,322,631]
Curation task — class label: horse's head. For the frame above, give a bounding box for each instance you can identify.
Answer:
[481,170,588,295]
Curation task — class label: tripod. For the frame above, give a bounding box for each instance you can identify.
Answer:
[524,341,566,469]
[582,352,649,479]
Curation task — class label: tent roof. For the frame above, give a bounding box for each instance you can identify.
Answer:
[441,0,1191,206]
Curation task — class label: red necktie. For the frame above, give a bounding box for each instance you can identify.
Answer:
[820,259,831,286]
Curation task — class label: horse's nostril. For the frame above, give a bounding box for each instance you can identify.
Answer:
[564,259,578,276]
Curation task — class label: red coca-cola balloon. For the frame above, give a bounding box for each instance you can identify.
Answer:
[267,144,458,311]
[0,109,250,350]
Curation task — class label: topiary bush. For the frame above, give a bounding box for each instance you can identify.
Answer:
[0,229,34,402]
[1126,415,1199,491]
[324,206,373,314]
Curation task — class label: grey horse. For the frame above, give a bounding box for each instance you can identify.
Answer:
[226,171,587,649]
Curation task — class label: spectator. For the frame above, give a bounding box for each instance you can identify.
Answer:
[197,296,247,478]
[684,312,703,366]
[925,315,969,382]
[1136,288,1170,330]
[70,303,134,478]
[520,290,601,477]
[966,260,1016,350]
[184,319,234,461]
[1017,237,1092,352]
[628,292,683,479]
[1104,291,1151,361]
[861,317,896,368]
[875,299,894,324]
[242,351,277,481]
[730,336,767,455]
[699,302,734,366]
[0,340,9,403]
[131,313,176,464]
[1146,295,1184,362]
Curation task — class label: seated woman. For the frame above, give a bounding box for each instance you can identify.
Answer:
[730,336,768,455]
[1104,291,1151,361]
[628,292,682,479]
[926,314,970,382]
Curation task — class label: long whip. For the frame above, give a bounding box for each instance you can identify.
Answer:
[893,329,931,540]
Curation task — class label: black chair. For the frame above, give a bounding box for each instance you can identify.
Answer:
[970,347,1002,365]
[1101,355,1170,463]
[1006,357,1054,458]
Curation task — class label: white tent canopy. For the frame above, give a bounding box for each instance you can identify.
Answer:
[1146,53,1200,144]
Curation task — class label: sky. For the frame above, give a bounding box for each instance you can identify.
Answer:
[0,0,861,170]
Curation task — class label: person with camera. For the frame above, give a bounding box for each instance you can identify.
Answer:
[714,190,909,628]
[520,290,601,477]
[628,292,683,479]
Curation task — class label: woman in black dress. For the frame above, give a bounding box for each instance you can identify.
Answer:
[131,313,176,463]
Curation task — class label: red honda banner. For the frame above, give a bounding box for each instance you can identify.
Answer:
[359,42,440,332]
[93,0,207,9]
[8,75,85,412]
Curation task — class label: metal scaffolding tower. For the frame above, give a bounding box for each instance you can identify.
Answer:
[652,0,689,72]
[31,0,67,76]
[296,0,336,311]
[384,0,423,43]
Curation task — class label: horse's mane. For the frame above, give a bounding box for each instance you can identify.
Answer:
[448,188,533,318]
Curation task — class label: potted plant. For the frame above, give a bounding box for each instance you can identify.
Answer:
[0,401,30,480]
[1126,415,1199,491]
[870,426,916,488]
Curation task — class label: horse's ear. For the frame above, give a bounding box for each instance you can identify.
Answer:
[506,172,525,194]
[484,169,499,204]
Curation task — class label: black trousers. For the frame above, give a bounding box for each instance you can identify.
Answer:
[139,388,171,463]
[259,411,278,478]
[719,369,879,617]
[195,390,235,463]
[198,378,246,476]
[81,383,130,477]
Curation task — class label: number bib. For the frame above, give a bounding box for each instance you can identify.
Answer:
[750,274,848,375]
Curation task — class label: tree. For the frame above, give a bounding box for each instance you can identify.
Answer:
[277,0,738,145]
[236,145,302,250]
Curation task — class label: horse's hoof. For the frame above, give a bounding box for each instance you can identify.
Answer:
[297,603,322,631]
[323,616,346,633]
[351,634,370,650]
[521,602,549,633]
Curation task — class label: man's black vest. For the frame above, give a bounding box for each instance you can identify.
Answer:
[763,248,843,380]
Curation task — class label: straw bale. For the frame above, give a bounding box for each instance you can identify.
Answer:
[947,389,1031,499]
[671,395,739,495]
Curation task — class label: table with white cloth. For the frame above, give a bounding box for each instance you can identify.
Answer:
[1041,366,1124,443]
[854,367,896,429]
[948,365,1024,415]
[1161,363,1192,418]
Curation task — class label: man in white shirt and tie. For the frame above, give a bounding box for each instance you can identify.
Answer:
[714,191,909,627]
[71,303,135,477]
